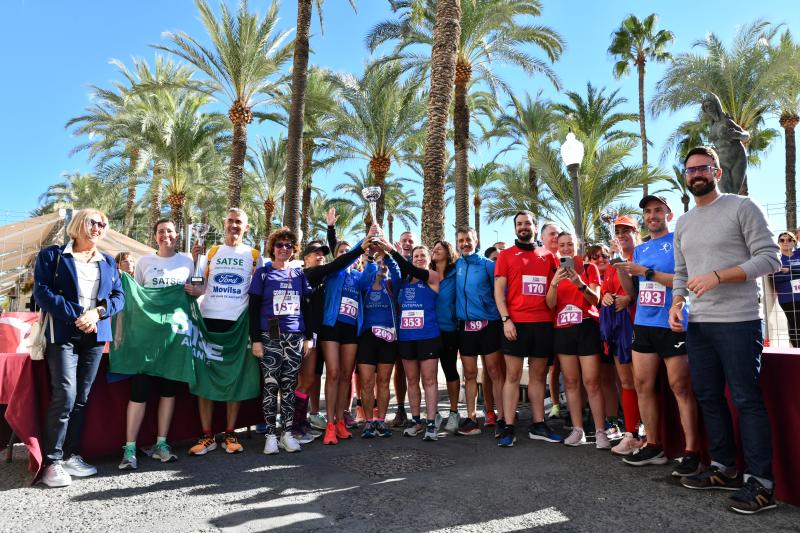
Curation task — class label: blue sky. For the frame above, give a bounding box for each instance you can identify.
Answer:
[0,0,796,242]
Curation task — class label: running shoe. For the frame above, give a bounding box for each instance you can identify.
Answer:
[680,465,743,491]
[604,422,624,441]
[444,411,460,433]
[355,406,366,424]
[494,418,506,439]
[118,444,137,470]
[292,429,315,445]
[335,419,352,439]
[403,420,424,437]
[255,423,268,434]
[361,424,376,439]
[434,413,443,432]
[62,455,97,477]
[528,422,563,443]
[729,477,777,514]
[300,420,321,439]
[672,453,702,477]
[564,427,586,447]
[148,441,178,463]
[595,429,612,450]
[484,410,497,427]
[623,445,667,466]
[457,418,482,436]
[423,422,438,441]
[391,408,408,428]
[279,431,301,452]
[323,422,338,445]
[611,433,642,456]
[343,410,358,429]
[374,421,392,438]
[498,425,516,447]
[308,413,328,431]
[547,403,562,419]
[263,434,279,455]
[42,461,72,487]
[189,435,217,456]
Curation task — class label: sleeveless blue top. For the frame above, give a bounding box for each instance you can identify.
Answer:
[337,270,361,326]
[397,278,440,341]
[363,280,396,331]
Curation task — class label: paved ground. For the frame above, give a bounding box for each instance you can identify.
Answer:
[2,390,799,533]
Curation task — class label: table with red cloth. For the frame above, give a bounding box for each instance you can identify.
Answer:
[0,313,264,481]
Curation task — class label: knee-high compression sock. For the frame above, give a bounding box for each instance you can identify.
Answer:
[292,390,309,429]
[621,387,640,436]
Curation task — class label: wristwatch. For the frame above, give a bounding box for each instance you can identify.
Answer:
[96,305,107,319]
[502,315,511,323]
[645,268,655,281]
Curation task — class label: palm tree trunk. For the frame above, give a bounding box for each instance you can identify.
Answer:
[148,163,164,248]
[167,190,186,245]
[388,213,395,243]
[638,60,648,197]
[228,118,247,208]
[527,162,538,206]
[264,199,276,240]
[123,147,139,236]
[453,67,470,231]
[473,197,480,242]
[283,0,312,239]
[421,0,461,246]
[300,141,314,248]
[782,116,798,230]
[682,194,690,213]
[370,156,391,226]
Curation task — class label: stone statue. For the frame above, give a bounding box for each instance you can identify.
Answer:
[702,93,750,194]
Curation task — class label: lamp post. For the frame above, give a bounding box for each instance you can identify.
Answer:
[560,132,585,255]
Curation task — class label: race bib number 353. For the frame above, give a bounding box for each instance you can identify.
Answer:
[639,281,666,307]
[400,310,424,329]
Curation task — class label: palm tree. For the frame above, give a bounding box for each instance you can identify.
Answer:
[609,13,674,197]
[775,30,800,230]
[657,165,692,213]
[248,136,288,239]
[484,164,553,224]
[283,0,356,238]
[328,61,427,227]
[38,172,125,223]
[651,19,788,195]
[384,182,420,243]
[467,162,499,240]
[155,0,293,208]
[368,0,564,233]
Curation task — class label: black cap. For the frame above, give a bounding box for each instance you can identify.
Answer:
[301,242,330,257]
[639,195,671,212]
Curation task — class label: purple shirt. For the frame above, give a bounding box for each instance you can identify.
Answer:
[248,266,311,334]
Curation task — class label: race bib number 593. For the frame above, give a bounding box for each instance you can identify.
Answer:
[639,281,666,307]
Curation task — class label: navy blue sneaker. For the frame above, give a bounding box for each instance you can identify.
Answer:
[494,418,506,439]
[528,421,563,443]
[729,477,777,514]
[255,423,268,434]
[374,421,392,438]
[498,425,516,447]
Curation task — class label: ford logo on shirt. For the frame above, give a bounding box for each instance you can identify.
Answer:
[214,273,244,285]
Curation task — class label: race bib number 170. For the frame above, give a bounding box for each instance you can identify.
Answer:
[522,275,547,296]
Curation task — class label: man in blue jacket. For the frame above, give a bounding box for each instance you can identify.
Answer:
[454,226,506,436]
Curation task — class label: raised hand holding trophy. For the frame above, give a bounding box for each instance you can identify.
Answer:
[191,223,210,285]
[362,186,382,235]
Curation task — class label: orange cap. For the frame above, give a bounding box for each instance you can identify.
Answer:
[613,215,639,229]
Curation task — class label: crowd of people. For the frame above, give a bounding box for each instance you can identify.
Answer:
[32,146,784,515]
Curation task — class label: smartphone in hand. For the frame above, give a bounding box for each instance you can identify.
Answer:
[560,256,574,270]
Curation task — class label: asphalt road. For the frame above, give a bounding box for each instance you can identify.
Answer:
[2,392,799,533]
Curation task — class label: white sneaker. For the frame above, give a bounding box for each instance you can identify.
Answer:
[444,411,460,433]
[42,462,72,488]
[292,430,314,445]
[62,455,97,477]
[279,431,301,452]
[263,435,279,455]
[595,429,612,450]
[611,433,643,456]
[564,427,586,446]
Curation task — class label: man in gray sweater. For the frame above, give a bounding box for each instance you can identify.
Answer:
[668,146,781,515]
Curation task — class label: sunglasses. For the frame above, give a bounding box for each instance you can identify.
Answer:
[591,254,610,260]
[274,242,293,250]
[779,238,795,243]
[87,219,107,229]
[683,165,717,177]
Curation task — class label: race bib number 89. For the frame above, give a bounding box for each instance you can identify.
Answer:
[400,310,424,329]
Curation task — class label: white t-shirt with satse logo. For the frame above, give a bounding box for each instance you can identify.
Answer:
[199,243,263,320]
[135,253,194,289]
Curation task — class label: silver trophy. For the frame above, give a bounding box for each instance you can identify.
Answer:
[600,207,624,263]
[362,186,382,234]
[191,223,210,285]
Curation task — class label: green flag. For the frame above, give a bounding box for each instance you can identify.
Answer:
[110,273,260,402]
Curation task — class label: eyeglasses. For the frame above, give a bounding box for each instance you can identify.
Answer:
[591,254,610,260]
[779,238,795,243]
[274,242,293,250]
[683,165,717,177]
[87,219,107,229]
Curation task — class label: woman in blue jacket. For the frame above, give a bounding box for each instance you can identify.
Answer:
[431,240,460,432]
[772,231,800,347]
[33,209,124,488]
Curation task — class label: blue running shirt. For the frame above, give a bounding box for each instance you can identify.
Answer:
[632,233,686,328]
[397,278,440,341]
[363,282,397,341]
[337,271,360,325]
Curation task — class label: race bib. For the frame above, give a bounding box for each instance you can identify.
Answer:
[400,309,424,329]
[339,297,359,319]
[463,320,488,332]
[272,291,300,316]
[791,279,800,294]
[372,326,396,342]
[557,304,583,326]
[639,281,666,307]
[522,275,547,296]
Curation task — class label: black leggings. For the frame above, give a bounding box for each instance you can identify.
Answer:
[780,301,800,348]
[440,331,460,382]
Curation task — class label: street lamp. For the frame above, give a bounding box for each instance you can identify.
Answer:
[560,132,585,255]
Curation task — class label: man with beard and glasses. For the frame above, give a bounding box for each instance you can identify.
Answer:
[494,212,562,447]
[668,146,780,515]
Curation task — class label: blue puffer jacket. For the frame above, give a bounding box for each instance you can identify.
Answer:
[321,240,376,331]
[455,253,500,321]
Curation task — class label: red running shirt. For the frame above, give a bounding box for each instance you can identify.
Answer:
[553,259,600,328]
[599,256,636,322]
[495,245,557,323]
